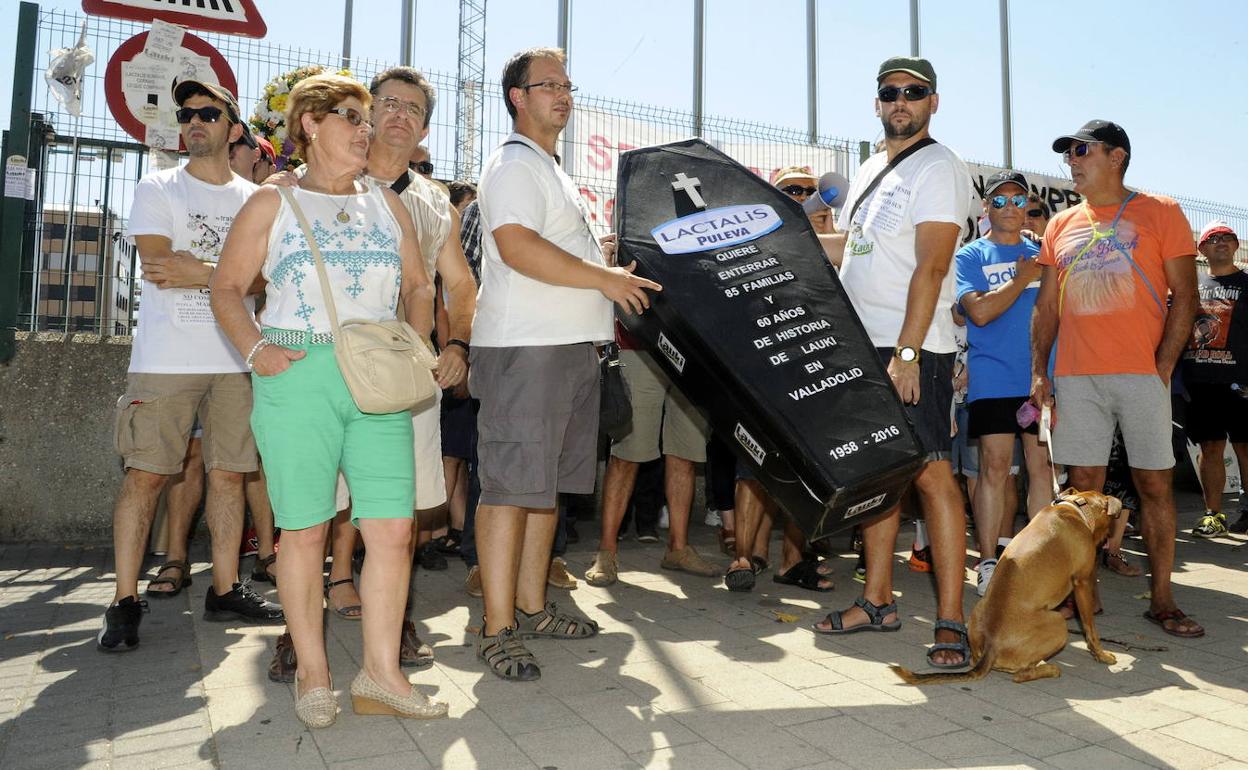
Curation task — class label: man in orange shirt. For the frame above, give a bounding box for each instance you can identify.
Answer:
[1030,120,1203,638]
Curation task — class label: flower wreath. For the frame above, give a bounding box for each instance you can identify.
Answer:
[249,64,353,170]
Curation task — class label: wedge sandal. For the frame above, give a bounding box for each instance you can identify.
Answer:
[514,601,599,639]
[477,625,540,681]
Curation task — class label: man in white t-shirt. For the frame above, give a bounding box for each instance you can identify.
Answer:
[813,57,976,671]
[470,47,659,681]
[98,80,282,653]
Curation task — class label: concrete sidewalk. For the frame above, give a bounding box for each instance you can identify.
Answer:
[0,494,1245,769]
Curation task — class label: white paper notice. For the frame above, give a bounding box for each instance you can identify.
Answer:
[173,52,214,86]
[143,20,185,66]
[121,56,172,125]
[152,150,180,171]
[4,158,30,200]
[25,168,36,200]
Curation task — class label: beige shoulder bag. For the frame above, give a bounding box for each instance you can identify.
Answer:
[279,186,437,414]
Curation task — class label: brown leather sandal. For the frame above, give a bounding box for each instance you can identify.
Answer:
[145,560,192,599]
[251,553,278,585]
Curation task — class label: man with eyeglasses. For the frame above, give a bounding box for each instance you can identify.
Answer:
[1030,119,1203,638]
[1024,195,1051,239]
[98,79,284,652]
[773,165,835,234]
[954,171,1052,596]
[812,56,976,670]
[471,47,658,681]
[1181,222,1248,538]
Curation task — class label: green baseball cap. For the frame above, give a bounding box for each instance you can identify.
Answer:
[877,56,937,92]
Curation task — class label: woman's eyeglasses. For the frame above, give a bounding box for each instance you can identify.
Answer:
[990,194,1029,210]
[876,85,932,103]
[327,107,370,128]
[781,185,817,197]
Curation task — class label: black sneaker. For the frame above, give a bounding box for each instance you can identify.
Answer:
[636,525,660,544]
[1229,512,1248,535]
[416,541,448,570]
[97,596,146,652]
[204,582,284,623]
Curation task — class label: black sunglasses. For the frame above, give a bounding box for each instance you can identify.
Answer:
[410,160,434,175]
[877,85,932,103]
[175,106,224,124]
[1026,208,1046,218]
[781,184,817,197]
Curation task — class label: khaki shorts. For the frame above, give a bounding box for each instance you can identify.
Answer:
[114,372,258,475]
[470,344,600,510]
[335,388,448,513]
[611,349,709,463]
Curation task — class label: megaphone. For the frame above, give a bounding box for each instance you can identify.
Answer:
[802,171,851,213]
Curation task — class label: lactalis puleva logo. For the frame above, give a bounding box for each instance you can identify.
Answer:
[651,204,782,255]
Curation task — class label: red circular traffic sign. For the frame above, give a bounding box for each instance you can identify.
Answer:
[103,31,238,151]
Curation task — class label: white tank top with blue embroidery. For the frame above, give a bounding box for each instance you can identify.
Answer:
[262,183,404,333]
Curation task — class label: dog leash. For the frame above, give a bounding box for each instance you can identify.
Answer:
[1038,404,1062,498]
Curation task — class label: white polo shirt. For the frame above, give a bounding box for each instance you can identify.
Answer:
[472,132,613,347]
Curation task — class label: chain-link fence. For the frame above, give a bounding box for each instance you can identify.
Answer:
[10,6,1248,335]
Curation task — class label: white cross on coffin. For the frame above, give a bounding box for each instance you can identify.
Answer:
[671,172,706,210]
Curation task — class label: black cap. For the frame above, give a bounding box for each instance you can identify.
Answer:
[877,56,937,92]
[172,78,241,122]
[1052,119,1130,155]
[984,170,1028,196]
[236,122,258,149]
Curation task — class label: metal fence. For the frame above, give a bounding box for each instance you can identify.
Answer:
[7,6,1248,337]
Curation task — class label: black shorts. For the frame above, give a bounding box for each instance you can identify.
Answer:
[1184,382,1248,443]
[968,396,1040,438]
[440,393,479,460]
[876,348,954,460]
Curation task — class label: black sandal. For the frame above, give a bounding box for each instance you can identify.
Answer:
[434,529,462,555]
[813,596,901,635]
[750,556,770,575]
[773,559,834,592]
[514,601,599,639]
[324,578,362,620]
[724,566,755,592]
[927,618,971,669]
[145,560,192,599]
[477,625,540,681]
[251,553,277,586]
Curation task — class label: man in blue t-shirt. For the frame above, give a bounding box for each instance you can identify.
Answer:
[954,171,1053,596]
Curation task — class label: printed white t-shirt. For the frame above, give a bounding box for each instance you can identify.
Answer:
[837,143,975,354]
[125,167,257,373]
[473,132,613,347]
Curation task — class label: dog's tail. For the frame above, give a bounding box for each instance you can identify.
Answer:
[890,648,994,685]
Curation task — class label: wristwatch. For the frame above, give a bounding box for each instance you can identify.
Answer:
[894,345,918,363]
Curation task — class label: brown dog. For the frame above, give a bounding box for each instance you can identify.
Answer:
[892,489,1122,684]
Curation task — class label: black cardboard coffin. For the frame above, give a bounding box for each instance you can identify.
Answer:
[615,138,924,540]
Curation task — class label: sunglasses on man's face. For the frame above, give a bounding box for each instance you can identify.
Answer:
[1205,233,1238,245]
[410,160,434,175]
[176,106,225,124]
[1026,208,1046,218]
[781,184,817,197]
[989,194,1029,210]
[1062,140,1104,163]
[877,85,932,103]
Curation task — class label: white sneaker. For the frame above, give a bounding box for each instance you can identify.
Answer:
[976,558,998,597]
[703,509,722,527]
[658,505,670,529]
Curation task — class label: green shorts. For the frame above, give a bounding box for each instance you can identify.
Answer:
[250,337,414,530]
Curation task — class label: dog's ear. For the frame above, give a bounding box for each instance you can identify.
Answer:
[1107,495,1123,519]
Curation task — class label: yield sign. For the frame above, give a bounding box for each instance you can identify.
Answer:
[81,0,268,38]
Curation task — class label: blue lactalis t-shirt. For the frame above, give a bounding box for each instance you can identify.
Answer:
[954,237,1041,402]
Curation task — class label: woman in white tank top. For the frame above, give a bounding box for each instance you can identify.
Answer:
[210,74,442,727]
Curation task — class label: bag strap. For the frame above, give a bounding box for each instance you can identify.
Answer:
[847,137,937,226]
[278,185,343,339]
[390,171,413,195]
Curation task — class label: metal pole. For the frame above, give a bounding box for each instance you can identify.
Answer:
[96,148,113,334]
[557,0,574,174]
[806,0,818,144]
[399,0,415,66]
[693,0,705,138]
[341,0,354,70]
[1,2,39,360]
[999,0,1013,168]
[909,0,921,55]
[61,130,82,332]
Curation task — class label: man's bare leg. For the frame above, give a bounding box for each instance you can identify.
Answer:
[729,479,770,573]
[595,455,639,555]
[918,460,969,661]
[148,439,203,595]
[113,469,171,603]
[1198,439,1228,513]
[974,434,1015,558]
[245,465,277,562]
[514,509,558,615]
[664,455,696,551]
[204,468,246,595]
[477,504,527,635]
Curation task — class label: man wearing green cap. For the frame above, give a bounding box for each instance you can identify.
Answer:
[814,56,976,670]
